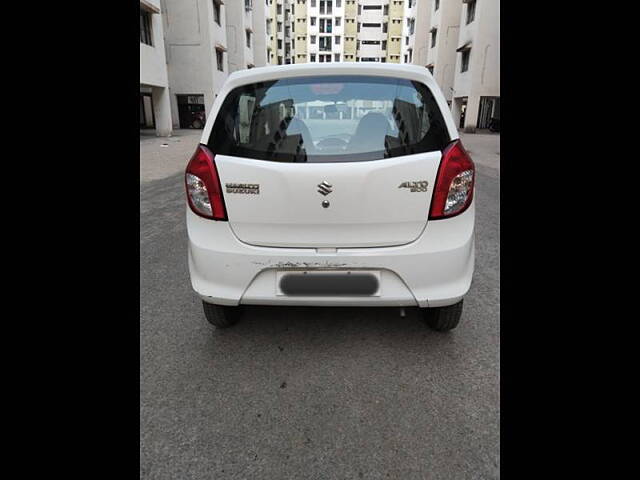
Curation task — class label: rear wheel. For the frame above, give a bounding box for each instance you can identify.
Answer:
[202,301,241,328]
[422,300,463,332]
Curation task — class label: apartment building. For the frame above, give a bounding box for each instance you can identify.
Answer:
[226,0,267,72]
[268,0,407,64]
[160,0,267,130]
[400,0,431,66]
[450,0,500,132]
[140,0,172,136]
[423,0,462,105]
[266,0,294,65]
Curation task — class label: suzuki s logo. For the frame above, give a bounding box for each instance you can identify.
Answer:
[317,181,333,196]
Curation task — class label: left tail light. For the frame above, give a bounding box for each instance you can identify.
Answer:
[185,145,227,220]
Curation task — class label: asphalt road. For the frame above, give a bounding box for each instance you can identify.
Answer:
[140,163,500,479]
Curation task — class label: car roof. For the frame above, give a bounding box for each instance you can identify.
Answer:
[226,62,433,85]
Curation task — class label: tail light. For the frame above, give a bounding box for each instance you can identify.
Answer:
[429,140,475,219]
[185,145,227,220]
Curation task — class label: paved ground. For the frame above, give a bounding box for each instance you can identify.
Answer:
[140,133,500,479]
[459,132,500,176]
[140,129,202,184]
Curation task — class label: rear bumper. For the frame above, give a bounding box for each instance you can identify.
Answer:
[187,202,474,308]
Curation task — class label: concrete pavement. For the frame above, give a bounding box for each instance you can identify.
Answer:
[140,132,500,479]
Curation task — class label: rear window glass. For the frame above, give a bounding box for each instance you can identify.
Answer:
[208,75,450,163]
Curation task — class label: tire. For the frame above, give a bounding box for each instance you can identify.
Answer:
[202,301,241,328]
[422,300,464,332]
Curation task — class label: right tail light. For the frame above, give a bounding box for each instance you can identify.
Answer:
[429,140,475,219]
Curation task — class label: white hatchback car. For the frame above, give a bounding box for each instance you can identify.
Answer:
[185,63,474,331]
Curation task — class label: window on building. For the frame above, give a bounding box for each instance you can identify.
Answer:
[362,23,381,28]
[466,0,476,24]
[215,48,224,71]
[405,36,409,45]
[461,49,470,72]
[277,21,282,32]
[335,17,341,27]
[383,22,388,33]
[435,0,440,10]
[140,10,153,46]
[311,0,316,6]
[336,0,341,7]
[431,28,437,47]
[266,19,272,35]
[277,4,282,14]
[278,56,283,65]
[334,53,340,62]
[278,39,283,49]
[311,35,316,44]
[363,5,381,9]
[246,30,252,48]
[311,17,316,26]
[382,40,387,50]
[319,36,332,51]
[310,53,316,62]
[384,5,389,15]
[245,0,253,10]
[213,0,222,25]
[292,3,295,13]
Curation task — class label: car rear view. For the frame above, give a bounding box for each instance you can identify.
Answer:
[185,63,474,331]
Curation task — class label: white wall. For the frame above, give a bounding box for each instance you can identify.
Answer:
[140,0,172,135]
[452,0,500,131]
[140,0,169,88]
[226,0,256,71]
[402,0,430,66]
[425,0,461,103]
[306,1,345,61]
[162,0,228,127]
[252,0,268,66]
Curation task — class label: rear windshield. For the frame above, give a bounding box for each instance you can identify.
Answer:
[208,75,450,163]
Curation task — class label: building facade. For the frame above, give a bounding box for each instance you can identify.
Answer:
[401,0,431,66]
[154,0,267,131]
[267,0,410,64]
[140,0,172,136]
[450,0,500,132]
[162,0,229,130]
[141,0,499,135]
[424,0,463,105]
